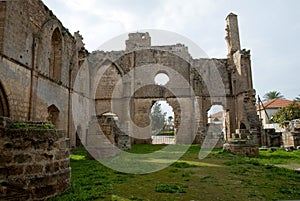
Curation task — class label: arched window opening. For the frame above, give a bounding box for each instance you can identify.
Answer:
[154,73,169,86]
[50,28,62,81]
[0,82,9,117]
[47,104,59,129]
[151,101,175,144]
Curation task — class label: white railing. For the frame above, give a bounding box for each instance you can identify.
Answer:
[151,135,175,144]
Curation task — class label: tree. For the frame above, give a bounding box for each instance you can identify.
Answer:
[271,102,300,126]
[167,116,173,124]
[151,102,166,132]
[263,91,284,102]
[294,95,300,102]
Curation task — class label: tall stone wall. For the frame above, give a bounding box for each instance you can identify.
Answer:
[0,118,70,201]
[0,58,31,121]
[0,0,88,147]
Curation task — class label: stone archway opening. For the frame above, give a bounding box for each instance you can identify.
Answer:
[47,104,59,128]
[207,104,226,147]
[151,100,175,144]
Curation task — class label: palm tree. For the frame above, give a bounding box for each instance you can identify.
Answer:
[263,91,284,102]
[294,95,300,102]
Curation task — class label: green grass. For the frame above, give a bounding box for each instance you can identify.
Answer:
[50,145,300,201]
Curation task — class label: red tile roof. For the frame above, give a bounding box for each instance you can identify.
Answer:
[209,111,223,118]
[257,98,299,110]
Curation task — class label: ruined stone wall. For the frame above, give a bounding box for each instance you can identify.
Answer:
[282,120,300,148]
[98,115,130,150]
[0,119,70,201]
[36,79,69,129]
[1,0,75,72]
[0,58,31,121]
[0,0,87,147]
[0,1,6,52]
[92,23,261,145]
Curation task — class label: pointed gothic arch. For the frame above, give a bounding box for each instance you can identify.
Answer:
[47,104,59,128]
[50,28,62,81]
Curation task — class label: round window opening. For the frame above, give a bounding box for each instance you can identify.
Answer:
[154,73,169,86]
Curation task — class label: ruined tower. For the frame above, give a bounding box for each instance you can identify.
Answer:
[125,32,151,51]
[225,13,241,55]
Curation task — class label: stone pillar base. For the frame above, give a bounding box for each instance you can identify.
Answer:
[223,140,259,157]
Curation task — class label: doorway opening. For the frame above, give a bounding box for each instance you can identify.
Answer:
[207,105,226,142]
[151,100,175,144]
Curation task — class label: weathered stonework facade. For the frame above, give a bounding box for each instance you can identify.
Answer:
[282,119,300,148]
[88,13,261,147]
[0,1,260,153]
[0,0,87,147]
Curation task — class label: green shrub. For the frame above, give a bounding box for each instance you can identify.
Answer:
[9,122,55,130]
[155,183,187,193]
[171,162,197,168]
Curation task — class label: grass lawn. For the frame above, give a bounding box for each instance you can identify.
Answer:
[50,145,300,201]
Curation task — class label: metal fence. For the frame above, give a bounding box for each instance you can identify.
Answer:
[151,135,175,144]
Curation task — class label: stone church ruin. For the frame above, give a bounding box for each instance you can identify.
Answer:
[0,0,261,199]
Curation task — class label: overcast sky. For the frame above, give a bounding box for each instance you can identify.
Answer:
[43,0,300,102]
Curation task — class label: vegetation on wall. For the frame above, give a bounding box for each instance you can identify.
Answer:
[9,122,55,130]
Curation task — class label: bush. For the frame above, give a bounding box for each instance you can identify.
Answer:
[155,183,187,193]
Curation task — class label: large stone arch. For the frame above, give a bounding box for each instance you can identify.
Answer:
[93,48,203,144]
[129,87,181,144]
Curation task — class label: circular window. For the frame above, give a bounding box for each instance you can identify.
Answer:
[154,73,169,86]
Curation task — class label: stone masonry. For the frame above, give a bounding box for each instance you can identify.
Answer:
[89,13,261,147]
[0,118,70,200]
[0,0,87,148]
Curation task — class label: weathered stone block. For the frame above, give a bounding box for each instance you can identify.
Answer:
[0,125,70,200]
[13,154,32,164]
[24,164,44,175]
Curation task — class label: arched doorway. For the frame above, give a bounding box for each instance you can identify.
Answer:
[207,104,225,147]
[0,82,9,117]
[151,100,175,144]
